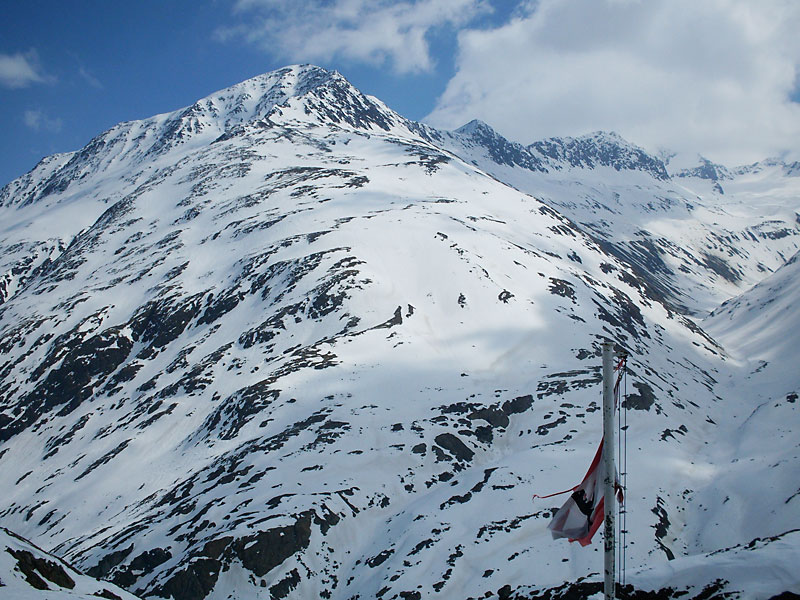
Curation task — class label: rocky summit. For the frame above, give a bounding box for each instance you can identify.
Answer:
[0,64,798,600]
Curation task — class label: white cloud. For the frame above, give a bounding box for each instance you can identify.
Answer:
[24,109,63,133]
[0,49,52,89]
[217,0,491,74]
[78,66,103,89]
[426,0,800,165]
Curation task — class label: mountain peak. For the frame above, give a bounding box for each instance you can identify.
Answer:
[178,64,344,131]
[576,130,627,144]
[213,64,340,104]
[447,122,669,179]
[451,119,547,172]
[2,65,408,206]
[528,130,669,180]
[169,63,410,140]
[674,156,732,182]
[454,119,496,136]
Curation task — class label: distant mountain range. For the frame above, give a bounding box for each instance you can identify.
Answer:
[1,64,798,600]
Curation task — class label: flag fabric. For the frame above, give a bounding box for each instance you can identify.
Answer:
[547,438,619,546]
[544,354,626,546]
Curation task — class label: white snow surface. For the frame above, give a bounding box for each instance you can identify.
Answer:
[0,65,798,600]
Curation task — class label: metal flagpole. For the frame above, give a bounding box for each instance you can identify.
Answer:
[602,341,616,600]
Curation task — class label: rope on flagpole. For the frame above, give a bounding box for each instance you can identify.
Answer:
[613,352,629,588]
[622,359,628,586]
[532,485,578,500]
[617,359,623,587]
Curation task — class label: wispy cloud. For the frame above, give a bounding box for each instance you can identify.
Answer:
[24,109,63,133]
[78,66,103,89]
[426,0,800,164]
[217,0,491,74]
[0,49,53,89]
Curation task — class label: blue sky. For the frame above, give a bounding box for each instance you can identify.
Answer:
[2,0,799,187]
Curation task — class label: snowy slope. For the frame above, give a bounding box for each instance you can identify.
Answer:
[705,249,800,387]
[0,527,141,599]
[0,65,797,600]
[690,251,800,561]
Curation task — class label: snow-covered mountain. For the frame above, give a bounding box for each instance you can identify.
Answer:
[0,64,798,600]
[445,126,800,317]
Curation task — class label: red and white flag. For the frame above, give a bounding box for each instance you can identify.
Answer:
[547,438,621,546]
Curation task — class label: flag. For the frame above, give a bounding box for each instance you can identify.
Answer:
[547,438,621,546]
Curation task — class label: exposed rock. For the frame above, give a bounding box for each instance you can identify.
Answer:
[624,381,656,411]
[6,547,75,590]
[434,433,474,462]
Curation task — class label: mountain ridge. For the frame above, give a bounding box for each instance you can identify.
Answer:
[5,64,793,212]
